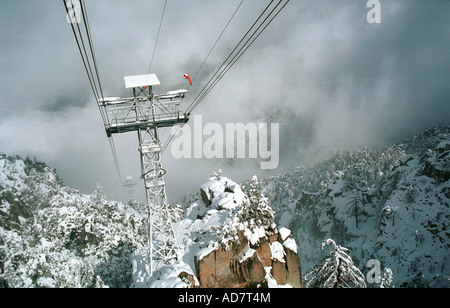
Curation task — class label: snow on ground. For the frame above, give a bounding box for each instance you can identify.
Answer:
[259,124,450,287]
[131,175,295,288]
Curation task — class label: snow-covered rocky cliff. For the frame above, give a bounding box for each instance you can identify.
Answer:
[259,124,449,287]
[0,154,147,288]
[1,124,448,288]
[134,175,303,288]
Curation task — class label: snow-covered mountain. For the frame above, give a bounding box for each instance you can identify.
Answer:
[133,175,303,288]
[258,124,449,287]
[0,154,147,288]
[1,124,448,288]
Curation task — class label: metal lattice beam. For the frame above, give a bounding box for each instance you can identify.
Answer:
[138,128,179,274]
[98,74,189,276]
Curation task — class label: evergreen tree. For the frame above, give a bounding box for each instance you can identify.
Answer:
[238,176,275,230]
[91,183,105,207]
[217,176,275,246]
[380,268,393,288]
[305,239,366,288]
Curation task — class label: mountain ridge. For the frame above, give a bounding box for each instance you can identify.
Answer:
[0,123,448,288]
[258,123,449,287]
[0,154,147,288]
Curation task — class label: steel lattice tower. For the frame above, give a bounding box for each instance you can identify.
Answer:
[99,74,189,275]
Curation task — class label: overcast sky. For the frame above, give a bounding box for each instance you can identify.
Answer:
[0,0,449,203]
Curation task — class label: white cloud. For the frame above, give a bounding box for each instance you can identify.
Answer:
[0,0,449,202]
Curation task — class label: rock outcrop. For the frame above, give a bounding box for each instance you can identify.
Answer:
[140,175,304,288]
[192,176,303,288]
[195,227,303,288]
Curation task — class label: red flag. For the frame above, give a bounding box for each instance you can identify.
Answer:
[184,74,192,86]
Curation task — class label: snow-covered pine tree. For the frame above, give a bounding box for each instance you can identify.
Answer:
[216,176,276,246]
[238,176,275,230]
[346,190,361,229]
[380,268,393,288]
[305,239,366,288]
[91,183,105,208]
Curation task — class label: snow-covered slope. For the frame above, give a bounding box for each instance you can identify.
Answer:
[0,154,147,288]
[258,124,449,287]
[133,175,302,288]
[1,124,448,288]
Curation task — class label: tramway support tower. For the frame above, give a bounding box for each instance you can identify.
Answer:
[98,74,189,275]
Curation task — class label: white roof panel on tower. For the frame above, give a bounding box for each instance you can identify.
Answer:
[124,74,160,88]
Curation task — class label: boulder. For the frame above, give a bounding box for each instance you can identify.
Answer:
[195,228,303,288]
